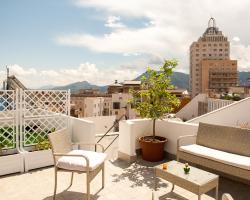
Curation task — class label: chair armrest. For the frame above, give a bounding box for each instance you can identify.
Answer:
[177,135,197,150]
[53,153,90,169]
[73,143,105,153]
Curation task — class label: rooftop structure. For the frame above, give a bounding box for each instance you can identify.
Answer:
[107,80,141,94]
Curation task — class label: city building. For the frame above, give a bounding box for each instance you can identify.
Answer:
[70,89,111,118]
[228,86,250,99]
[107,80,141,94]
[111,93,137,119]
[83,97,105,117]
[107,80,141,119]
[190,17,238,97]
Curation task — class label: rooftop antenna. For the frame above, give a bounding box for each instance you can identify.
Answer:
[6,65,9,90]
[6,65,9,78]
[208,17,216,28]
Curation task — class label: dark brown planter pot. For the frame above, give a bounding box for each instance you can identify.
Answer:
[139,136,167,162]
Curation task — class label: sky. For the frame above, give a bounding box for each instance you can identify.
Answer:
[1,0,250,88]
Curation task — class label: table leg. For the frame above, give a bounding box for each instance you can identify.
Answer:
[198,195,201,200]
[171,183,175,192]
[215,185,219,200]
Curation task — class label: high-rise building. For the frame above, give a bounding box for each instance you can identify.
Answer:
[190,18,238,97]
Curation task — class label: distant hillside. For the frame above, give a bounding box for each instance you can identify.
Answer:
[38,71,250,93]
[135,71,189,90]
[239,71,250,86]
[52,81,108,93]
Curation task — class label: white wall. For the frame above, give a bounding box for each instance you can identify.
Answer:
[118,119,198,158]
[188,97,250,127]
[176,93,207,120]
[83,115,116,134]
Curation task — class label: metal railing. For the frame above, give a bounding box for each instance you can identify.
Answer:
[96,114,126,152]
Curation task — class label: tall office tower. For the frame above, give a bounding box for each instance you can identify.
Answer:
[190,18,237,97]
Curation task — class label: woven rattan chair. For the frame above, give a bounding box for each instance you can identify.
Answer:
[48,128,107,200]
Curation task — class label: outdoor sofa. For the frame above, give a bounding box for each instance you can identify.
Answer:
[177,122,250,184]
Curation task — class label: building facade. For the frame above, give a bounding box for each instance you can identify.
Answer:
[190,18,237,97]
[70,89,111,118]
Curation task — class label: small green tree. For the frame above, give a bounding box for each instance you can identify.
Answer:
[130,59,180,140]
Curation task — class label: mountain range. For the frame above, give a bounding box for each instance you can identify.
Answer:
[39,71,250,92]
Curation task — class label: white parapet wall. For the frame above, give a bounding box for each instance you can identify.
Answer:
[118,119,198,161]
[176,93,207,121]
[82,115,116,135]
[188,97,250,127]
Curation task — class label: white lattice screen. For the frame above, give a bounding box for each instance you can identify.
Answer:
[21,90,70,147]
[0,90,17,149]
[0,90,70,150]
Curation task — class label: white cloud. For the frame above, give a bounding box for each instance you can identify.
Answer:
[232,37,240,42]
[231,42,250,71]
[0,63,141,88]
[57,0,250,72]
[105,16,125,28]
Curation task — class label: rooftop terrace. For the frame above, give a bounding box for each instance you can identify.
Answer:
[1,137,250,200]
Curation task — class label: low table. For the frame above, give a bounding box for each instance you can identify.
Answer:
[154,160,219,200]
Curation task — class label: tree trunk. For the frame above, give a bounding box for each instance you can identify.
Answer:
[153,119,156,140]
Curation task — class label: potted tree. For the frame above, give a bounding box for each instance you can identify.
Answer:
[130,59,180,162]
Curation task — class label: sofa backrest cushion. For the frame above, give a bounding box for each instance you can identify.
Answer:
[196,122,250,157]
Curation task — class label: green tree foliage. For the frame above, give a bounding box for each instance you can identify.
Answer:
[130,60,180,138]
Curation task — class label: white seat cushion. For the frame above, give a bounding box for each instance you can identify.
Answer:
[57,150,107,171]
[179,144,250,171]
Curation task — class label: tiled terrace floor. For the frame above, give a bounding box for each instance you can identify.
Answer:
[1,136,250,200]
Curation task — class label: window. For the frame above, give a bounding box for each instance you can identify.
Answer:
[113,102,120,109]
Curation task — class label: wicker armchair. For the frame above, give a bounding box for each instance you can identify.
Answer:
[48,128,107,200]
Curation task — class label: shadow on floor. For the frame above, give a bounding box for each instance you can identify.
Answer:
[42,191,101,200]
[157,191,189,200]
[110,158,168,189]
